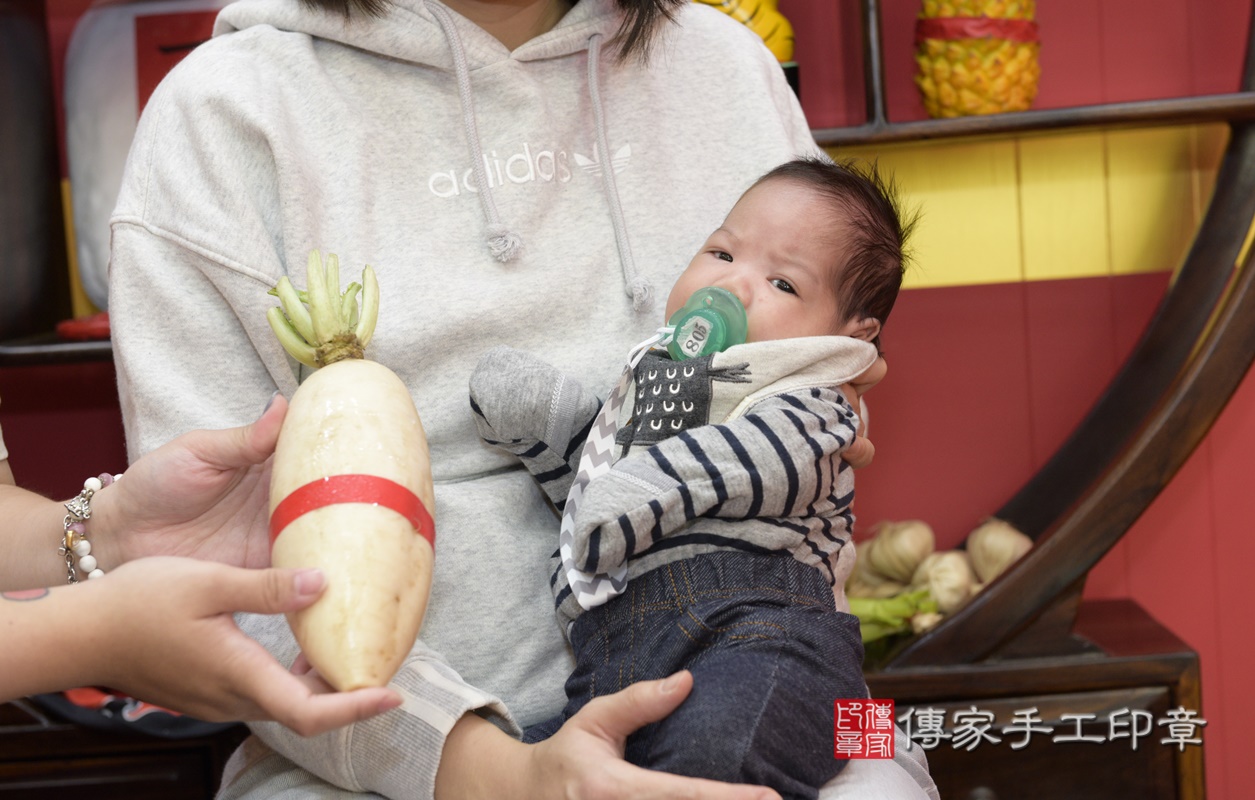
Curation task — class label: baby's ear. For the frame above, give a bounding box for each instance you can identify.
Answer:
[841,316,881,343]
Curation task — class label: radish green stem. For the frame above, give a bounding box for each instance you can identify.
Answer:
[306,251,336,345]
[266,249,380,368]
[266,308,319,368]
[324,253,341,314]
[274,276,316,343]
[355,266,379,350]
[341,283,362,328]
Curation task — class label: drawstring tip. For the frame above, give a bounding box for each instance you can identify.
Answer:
[486,225,523,263]
[628,276,654,313]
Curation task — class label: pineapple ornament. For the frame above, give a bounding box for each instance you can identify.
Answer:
[914,1,1041,118]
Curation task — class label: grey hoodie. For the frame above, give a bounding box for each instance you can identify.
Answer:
[109,0,820,796]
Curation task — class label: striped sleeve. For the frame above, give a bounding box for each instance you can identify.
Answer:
[569,387,859,573]
[468,347,601,509]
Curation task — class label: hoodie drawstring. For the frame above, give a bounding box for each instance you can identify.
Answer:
[587,33,653,313]
[424,8,653,312]
[428,2,523,262]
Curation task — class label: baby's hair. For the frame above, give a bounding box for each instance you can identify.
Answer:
[753,157,917,349]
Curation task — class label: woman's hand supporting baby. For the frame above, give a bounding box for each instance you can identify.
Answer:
[436,671,780,800]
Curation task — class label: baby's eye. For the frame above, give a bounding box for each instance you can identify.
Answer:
[714,251,733,262]
[770,278,796,295]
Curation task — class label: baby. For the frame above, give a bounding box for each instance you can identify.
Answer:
[470,157,913,799]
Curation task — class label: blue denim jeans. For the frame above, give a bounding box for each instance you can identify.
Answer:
[525,551,866,800]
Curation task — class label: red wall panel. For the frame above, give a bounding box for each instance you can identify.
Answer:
[1034,0,1106,109]
[1100,0,1194,101]
[781,0,865,129]
[1205,363,1255,798]
[0,362,127,500]
[855,281,1036,546]
[1022,275,1120,467]
[1190,0,1252,94]
[856,274,1169,549]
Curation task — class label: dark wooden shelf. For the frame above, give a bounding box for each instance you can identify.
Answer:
[815,92,1255,147]
[0,332,111,367]
[868,600,1204,800]
[0,698,246,799]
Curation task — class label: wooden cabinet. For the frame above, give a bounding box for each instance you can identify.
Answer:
[0,699,246,799]
[868,599,1204,800]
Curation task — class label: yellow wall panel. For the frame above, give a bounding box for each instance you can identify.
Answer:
[833,139,1022,289]
[1017,132,1111,281]
[832,124,1220,287]
[1105,127,1198,276]
[1191,123,1230,225]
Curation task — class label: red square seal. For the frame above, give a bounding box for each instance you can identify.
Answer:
[834,699,896,759]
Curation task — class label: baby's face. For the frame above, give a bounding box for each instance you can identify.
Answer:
[667,179,859,343]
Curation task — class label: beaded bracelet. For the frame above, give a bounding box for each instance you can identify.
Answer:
[60,473,122,584]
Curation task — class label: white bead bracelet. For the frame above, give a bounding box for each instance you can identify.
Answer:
[60,473,122,584]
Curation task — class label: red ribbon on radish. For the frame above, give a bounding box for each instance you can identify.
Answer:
[915,17,1039,45]
[269,474,436,548]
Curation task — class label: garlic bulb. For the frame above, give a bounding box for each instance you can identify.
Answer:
[848,575,907,599]
[911,611,944,634]
[913,550,976,614]
[851,537,895,587]
[909,552,939,590]
[866,519,936,583]
[967,518,1034,583]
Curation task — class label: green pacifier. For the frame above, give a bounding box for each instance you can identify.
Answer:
[666,287,748,361]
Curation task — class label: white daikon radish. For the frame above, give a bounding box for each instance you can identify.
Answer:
[265,250,434,691]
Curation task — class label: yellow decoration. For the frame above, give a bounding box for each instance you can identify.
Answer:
[914,0,1040,118]
[694,0,794,63]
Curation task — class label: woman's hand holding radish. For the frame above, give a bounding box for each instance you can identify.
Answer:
[90,394,289,572]
[2,557,401,735]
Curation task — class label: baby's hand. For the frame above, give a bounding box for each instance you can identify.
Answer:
[843,435,875,470]
[846,355,887,403]
[840,355,886,469]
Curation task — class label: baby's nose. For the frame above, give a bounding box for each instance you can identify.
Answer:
[712,273,751,307]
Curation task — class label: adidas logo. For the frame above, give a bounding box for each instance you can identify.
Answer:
[426,142,632,197]
[573,144,631,177]
[427,144,572,197]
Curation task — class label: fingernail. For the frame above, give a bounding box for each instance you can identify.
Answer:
[263,390,281,414]
[660,673,683,693]
[294,568,326,597]
[379,692,403,712]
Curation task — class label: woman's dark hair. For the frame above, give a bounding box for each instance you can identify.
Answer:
[300,0,388,20]
[298,0,686,61]
[753,157,918,350]
[614,0,686,61]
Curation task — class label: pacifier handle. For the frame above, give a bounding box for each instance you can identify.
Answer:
[665,287,748,360]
